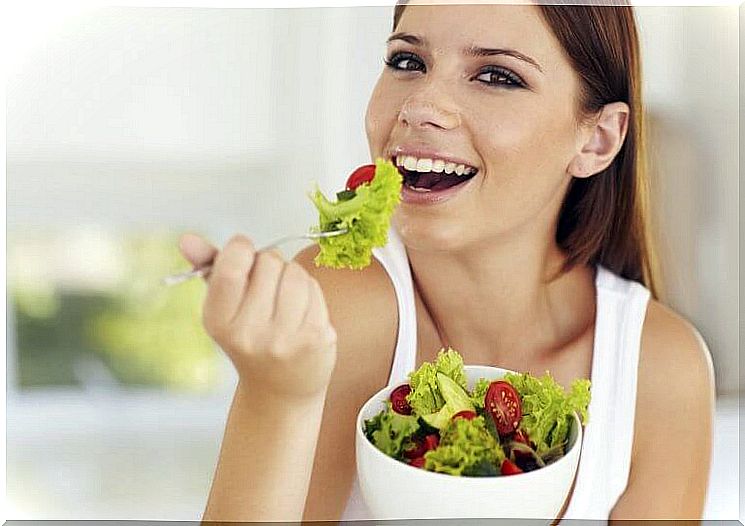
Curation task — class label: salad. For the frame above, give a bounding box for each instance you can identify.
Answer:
[364,349,591,476]
[308,158,402,270]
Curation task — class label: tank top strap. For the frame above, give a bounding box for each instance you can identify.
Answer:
[560,264,651,521]
[371,227,418,386]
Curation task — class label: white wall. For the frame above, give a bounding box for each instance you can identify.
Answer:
[6,6,740,395]
[636,6,739,395]
[7,7,389,244]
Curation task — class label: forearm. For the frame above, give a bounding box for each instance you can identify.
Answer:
[202,380,328,522]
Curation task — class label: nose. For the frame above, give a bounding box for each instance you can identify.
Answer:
[398,97,461,130]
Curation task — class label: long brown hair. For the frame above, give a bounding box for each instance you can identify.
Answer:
[392,2,661,299]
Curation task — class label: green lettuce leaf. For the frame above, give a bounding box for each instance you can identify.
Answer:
[503,371,591,455]
[407,362,443,415]
[363,402,420,459]
[470,377,491,409]
[423,416,506,476]
[309,158,402,270]
[406,347,468,415]
[434,347,467,390]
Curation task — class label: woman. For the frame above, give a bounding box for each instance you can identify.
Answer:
[179,1,715,522]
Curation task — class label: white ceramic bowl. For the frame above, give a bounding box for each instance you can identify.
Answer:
[355,365,582,520]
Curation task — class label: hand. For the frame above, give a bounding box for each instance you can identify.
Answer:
[178,232,338,399]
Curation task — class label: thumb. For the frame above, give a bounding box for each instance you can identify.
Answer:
[178,232,218,268]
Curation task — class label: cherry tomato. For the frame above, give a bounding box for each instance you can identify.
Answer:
[403,438,427,459]
[390,384,413,415]
[345,164,376,191]
[485,381,522,436]
[424,434,440,451]
[452,410,477,421]
[501,459,524,476]
[514,429,530,445]
[409,457,426,469]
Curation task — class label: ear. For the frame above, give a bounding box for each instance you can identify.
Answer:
[567,101,630,179]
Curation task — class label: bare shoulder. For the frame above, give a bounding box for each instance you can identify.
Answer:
[610,298,716,519]
[636,298,716,420]
[293,245,398,384]
[293,245,399,521]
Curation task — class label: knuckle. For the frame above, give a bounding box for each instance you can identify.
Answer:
[267,337,287,359]
[326,324,338,346]
[282,262,306,286]
[255,250,284,271]
[215,260,248,284]
[309,277,325,297]
[220,237,255,266]
[288,260,309,278]
[226,234,255,252]
[304,326,329,350]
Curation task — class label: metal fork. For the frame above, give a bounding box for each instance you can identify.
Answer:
[161,228,348,286]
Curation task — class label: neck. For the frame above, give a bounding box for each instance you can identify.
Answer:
[406,225,594,365]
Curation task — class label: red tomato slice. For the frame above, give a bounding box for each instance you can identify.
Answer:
[485,381,522,436]
[500,459,523,476]
[345,164,376,191]
[403,438,427,459]
[409,457,426,469]
[423,434,440,451]
[452,410,477,421]
[390,384,413,415]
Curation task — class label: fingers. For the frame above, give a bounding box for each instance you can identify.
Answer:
[201,234,336,368]
[203,235,256,335]
[233,249,285,327]
[303,278,336,344]
[273,261,311,332]
[179,232,218,268]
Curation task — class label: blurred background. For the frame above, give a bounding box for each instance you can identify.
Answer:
[5,4,740,521]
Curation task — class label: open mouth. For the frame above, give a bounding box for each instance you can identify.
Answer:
[393,155,479,192]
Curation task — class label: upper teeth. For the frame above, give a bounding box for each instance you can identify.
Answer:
[396,155,477,176]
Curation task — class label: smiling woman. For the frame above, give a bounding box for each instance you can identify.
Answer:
[183,1,715,524]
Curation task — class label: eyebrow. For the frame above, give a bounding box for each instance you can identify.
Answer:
[387,32,424,46]
[465,45,544,74]
[386,32,544,74]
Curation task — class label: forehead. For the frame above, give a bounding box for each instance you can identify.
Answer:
[395,3,561,66]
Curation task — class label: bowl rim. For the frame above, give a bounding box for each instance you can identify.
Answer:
[356,365,584,484]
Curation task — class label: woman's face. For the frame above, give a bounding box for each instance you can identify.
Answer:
[365,3,587,253]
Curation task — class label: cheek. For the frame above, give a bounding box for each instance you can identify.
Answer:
[365,80,395,156]
[477,108,575,178]
[471,112,576,222]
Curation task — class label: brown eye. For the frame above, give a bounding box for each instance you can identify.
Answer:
[384,52,426,73]
[475,66,525,89]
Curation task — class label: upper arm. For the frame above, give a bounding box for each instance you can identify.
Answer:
[609,299,716,521]
[292,245,398,522]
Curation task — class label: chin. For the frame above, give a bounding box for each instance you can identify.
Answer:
[393,214,471,254]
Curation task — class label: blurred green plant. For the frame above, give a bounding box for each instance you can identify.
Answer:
[10,228,220,391]
[85,232,219,391]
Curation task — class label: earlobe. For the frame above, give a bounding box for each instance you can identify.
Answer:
[568,102,630,179]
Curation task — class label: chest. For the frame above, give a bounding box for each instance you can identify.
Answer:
[412,296,595,390]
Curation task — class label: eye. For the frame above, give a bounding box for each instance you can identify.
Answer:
[384,51,426,73]
[475,66,525,89]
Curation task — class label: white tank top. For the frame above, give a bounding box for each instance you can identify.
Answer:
[341,227,651,523]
